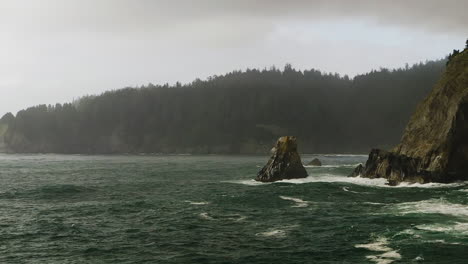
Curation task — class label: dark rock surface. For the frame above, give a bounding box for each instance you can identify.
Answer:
[308,158,322,166]
[352,49,468,185]
[256,136,308,182]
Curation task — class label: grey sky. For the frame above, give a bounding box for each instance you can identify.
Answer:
[0,0,466,115]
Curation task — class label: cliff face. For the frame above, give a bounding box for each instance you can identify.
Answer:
[352,49,468,184]
[256,136,308,182]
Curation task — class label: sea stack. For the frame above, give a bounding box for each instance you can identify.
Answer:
[256,136,308,182]
[308,158,322,166]
[351,49,468,185]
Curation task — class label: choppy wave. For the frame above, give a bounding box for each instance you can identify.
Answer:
[416,222,468,235]
[255,225,299,238]
[185,200,209,205]
[279,196,310,208]
[199,212,215,220]
[391,198,468,218]
[256,229,287,238]
[355,236,401,264]
[0,184,94,199]
[198,212,247,222]
[342,187,361,194]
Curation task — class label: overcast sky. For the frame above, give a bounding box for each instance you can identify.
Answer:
[0,0,466,116]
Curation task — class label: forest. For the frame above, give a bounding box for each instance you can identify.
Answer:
[0,59,446,154]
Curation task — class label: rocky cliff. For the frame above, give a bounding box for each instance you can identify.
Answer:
[351,49,468,185]
[256,136,308,182]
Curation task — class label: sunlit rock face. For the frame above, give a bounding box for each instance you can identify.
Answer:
[256,136,308,182]
[352,49,468,185]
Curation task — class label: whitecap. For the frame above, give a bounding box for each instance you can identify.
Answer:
[355,237,401,264]
[199,212,214,220]
[392,199,468,218]
[355,237,392,252]
[198,212,246,222]
[185,200,209,205]
[279,196,310,208]
[223,179,267,186]
[255,229,287,238]
[416,222,468,235]
[255,225,299,238]
[342,187,361,194]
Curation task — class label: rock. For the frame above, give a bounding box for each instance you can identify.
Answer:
[308,158,322,166]
[256,136,308,182]
[351,49,468,185]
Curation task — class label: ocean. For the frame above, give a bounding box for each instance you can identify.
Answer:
[0,154,466,263]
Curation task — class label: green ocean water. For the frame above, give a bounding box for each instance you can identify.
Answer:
[0,154,467,263]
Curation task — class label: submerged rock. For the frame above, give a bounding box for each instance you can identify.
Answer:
[256,136,308,182]
[352,49,468,185]
[308,158,322,166]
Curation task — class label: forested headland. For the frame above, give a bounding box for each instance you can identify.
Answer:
[0,59,446,154]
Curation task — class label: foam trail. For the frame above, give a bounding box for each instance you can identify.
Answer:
[256,229,286,238]
[255,225,299,238]
[279,196,310,207]
[342,187,361,193]
[185,200,209,205]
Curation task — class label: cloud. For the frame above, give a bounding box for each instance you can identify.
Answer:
[0,0,466,35]
[0,0,466,115]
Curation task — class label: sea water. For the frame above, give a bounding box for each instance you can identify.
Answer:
[0,154,466,263]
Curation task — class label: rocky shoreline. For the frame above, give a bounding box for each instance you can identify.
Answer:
[351,49,468,185]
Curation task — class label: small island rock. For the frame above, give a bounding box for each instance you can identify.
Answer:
[256,136,308,182]
[308,158,322,166]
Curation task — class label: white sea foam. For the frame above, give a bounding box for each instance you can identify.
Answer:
[279,196,310,208]
[392,199,468,218]
[199,212,214,220]
[255,225,299,238]
[355,237,392,252]
[185,200,209,205]
[198,212,246,222]
[342,187,361,194]
[416,222,468,235]
[355,237,401,264]
[256,229,287,238]
[227,175,467,189]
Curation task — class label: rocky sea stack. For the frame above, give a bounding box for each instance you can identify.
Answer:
[256,136,308,182]
[308,158,322,166]
[351,49,468,185]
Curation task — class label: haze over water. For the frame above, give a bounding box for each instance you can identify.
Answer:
[0,154,466,263]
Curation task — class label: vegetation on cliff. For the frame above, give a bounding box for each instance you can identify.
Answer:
[352,46,468,184]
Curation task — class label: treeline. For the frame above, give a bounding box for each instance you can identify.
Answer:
[0,60,446,154]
